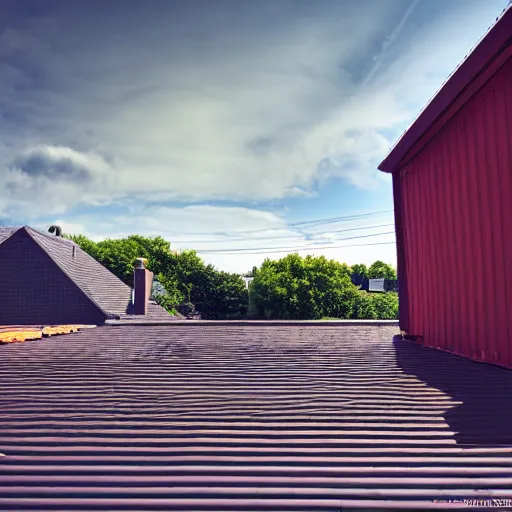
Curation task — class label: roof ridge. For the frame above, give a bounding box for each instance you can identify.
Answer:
[25,228,109,317]
[26,226,77,245]
[0,226,22,246]
[3,225,166,320]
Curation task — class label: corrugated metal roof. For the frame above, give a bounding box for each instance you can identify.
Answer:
[0,324,510,511]
[0,325,96,343]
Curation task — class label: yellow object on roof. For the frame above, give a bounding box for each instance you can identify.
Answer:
[0,324,94,344]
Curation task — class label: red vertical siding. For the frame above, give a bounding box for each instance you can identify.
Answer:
[397,57,512,369]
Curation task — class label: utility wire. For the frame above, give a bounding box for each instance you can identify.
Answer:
[193,231,396,254]
[171,222,395,244]
[198,240,396,256]
[288,209,394,227]
[159,209,395,237]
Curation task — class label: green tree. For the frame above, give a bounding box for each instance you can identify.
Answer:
[352,292,377,319]
[244,267,258,278]
[70,234,182,314]
[350,263,368,279]
[370,292,399,319]
[206,271,249,319]
[367,260,397,280]
[66,234,100,260]
[71,236,249,320]
[70,234,178,287]
[351,291,399,320]
[170,253,248,319]
[248,253,358,320]
[151,274,184,315]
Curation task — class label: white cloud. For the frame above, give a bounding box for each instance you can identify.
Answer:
[0,0,419,214]
[362,0,421,86]
[2,145,115,216]
[0,0,505,273]
[1,0,501,218]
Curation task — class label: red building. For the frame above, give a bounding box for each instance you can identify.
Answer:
[379,6,511,369]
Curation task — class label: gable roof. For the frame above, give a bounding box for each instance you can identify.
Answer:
[0,226,17,245]
[0,226,169,320]
[27,227,132,317]
[379,4,511,173]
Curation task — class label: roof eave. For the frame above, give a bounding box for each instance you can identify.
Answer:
[378,5,511,174]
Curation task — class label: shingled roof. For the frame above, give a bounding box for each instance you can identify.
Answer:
[0,227,16,245]
[0,322,511,510]
[0,226,170,321]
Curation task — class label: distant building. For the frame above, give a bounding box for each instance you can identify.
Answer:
[379,6,511,368]
[0,226,169,325]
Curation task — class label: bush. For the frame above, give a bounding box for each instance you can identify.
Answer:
[248,254,359,320]
[168,252,248,320]
[367,260,397,280]
[176,302,197,318]
[350,263,368,279]
[371,292,399,319]
[352,291,399,320]
[352,292,377,319]
[151,275,184,315]
[69,231,398,321]
[70,234,248,320]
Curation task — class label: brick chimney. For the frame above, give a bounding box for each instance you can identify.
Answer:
[133,258,154,315]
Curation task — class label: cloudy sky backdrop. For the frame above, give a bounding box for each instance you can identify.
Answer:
[0,0,506,272]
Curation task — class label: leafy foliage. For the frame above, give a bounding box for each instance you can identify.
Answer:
[151,274,184,315]
[370,292,399,319]
[352,291,399,320]
[67,234,100,260]
[69,231,398,321]
[350,263,368,279]
[352,292,377,319]
[69,234,176,288]
[367,260,397,280]
[69,234,247,319]
[248,254,359,320]
[176,302,197,318]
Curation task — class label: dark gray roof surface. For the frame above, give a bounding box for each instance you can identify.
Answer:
[0,226,170,320]
[0,323,510,511]
[0,226,17,245]
[27,227,133,317]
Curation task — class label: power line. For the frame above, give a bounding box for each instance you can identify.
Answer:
[194,231,396,254]
[288,210,394,227]
[198,240,396,256]
[158,209,395,237]
[171,222,395,244]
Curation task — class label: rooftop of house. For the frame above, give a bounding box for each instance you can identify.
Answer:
[379,4,511,173]
[0,322,510,511]
[0,226,171,322]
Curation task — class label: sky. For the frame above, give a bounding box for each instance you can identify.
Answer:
[0,0,507,273]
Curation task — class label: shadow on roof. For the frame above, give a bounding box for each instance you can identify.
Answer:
[394,336,512,447]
